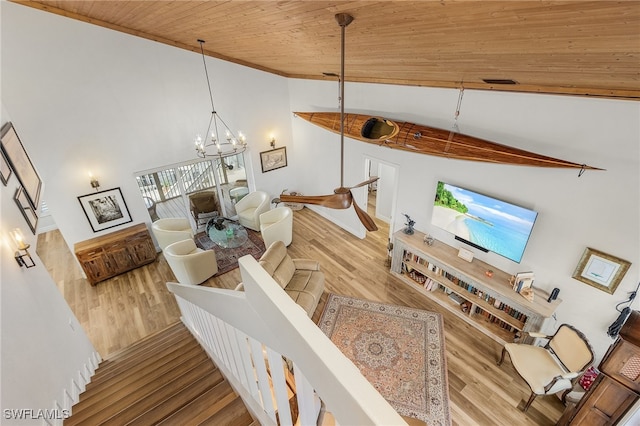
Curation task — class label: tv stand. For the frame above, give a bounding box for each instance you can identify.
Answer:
[391,230,561,344]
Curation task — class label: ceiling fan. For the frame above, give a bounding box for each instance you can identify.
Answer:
[279,13,379,232]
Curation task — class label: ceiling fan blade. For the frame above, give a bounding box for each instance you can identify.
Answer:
[279,192,352,209]
[348,176,379,190]
[352,194,378,231]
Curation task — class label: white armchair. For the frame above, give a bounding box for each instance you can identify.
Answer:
[260,207,293,248]
[163,239,218,285]
[235,191,270,231]
[151,218,194,250]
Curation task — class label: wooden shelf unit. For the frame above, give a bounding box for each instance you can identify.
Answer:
[391,230,561,344]
[74,223,157,285]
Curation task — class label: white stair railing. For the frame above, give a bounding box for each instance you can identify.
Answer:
[166,255,406,426]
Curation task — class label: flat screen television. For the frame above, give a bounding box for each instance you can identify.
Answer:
[430,181,538,263]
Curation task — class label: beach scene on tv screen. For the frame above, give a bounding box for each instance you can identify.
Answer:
[431,182,537,262]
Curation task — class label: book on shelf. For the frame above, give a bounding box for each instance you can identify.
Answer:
[424,278,433,290]
[448,293,465,305]
[513,271,535,293]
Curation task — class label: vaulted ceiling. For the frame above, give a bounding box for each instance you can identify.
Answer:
[13,1,640,99]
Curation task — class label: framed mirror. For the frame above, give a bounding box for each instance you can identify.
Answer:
[14,186,38,234]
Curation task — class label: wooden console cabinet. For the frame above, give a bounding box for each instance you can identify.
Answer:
[74,223,157,285]
[391,230,561,344]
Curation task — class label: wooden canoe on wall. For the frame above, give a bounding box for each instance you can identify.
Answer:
[294,112,602,171]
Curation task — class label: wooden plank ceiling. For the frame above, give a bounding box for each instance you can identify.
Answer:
[14,1,640,99]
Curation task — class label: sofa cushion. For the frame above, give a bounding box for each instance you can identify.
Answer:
[272,256,296,289]
[285,270,324,317]
[259,241,296,288]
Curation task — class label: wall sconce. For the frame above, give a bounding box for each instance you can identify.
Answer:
[270,136,276,149]
[89,172,100,191]
[10,228,35,268]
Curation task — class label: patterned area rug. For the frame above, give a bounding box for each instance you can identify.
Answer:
[319,294,451,425]
[194,229,266,276]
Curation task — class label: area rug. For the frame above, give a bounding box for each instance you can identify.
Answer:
[194,229,266,276]
[319,294,451,425]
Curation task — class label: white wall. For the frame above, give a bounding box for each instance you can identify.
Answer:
[2,1,638,370]
[0,109,97,424]
[288,79,640,363]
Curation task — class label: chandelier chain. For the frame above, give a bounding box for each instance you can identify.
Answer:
[194,39,247,158]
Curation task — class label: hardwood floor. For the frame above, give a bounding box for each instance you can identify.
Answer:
[37,199,565,425]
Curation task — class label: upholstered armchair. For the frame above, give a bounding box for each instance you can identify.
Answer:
[260,207,293,248]
[235,190,270,231]
[189,190,219,225]
[163,239,218,285]
[151,218,194,250]
[497,324,594,411]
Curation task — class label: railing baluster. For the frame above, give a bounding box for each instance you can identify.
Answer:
[293,365,321,426]
[223,322,244,382]
[249,337,277,422]
[266,346,293,426]
[214,317,232,369]
[235,330,260,397]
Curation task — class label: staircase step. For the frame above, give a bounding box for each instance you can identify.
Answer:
[156,379,251,425]
[89,323,190,381]
[123,370,224,425]
[200,395,255,425]
[102,322,185,362]
[100,361,223,425]
[80,336,201,405]
[67,345,208,425]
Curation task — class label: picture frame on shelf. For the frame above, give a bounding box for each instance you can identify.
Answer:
[1,122,41,209]
[572,247,631,294]
[78,187,132,232]
[1,149,11,185]
[260,147,287,173]
[14,186,38,234]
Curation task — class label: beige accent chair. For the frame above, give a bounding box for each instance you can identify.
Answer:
[260,207,293,248]
[189,190,219,226]
[164,239,218,285]
[497,324,594,411]
[236,241,324,318]
[151,218,194,250]
[235,190,270,231]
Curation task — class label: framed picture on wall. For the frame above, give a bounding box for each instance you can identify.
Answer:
[572,247,631,294]
[0,149,11,185]
[1,122,41,209]
[78,187,132,232]
[14,186,38,234]
[260,147,287,173]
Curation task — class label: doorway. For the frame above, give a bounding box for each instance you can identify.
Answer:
[364,156,399,241]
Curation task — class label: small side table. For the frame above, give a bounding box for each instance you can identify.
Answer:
[230,186,249,203]
[278,190,304,211]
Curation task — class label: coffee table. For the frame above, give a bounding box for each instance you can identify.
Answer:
[206,217,248,249]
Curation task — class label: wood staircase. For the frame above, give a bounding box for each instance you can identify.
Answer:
[65,322,256,425]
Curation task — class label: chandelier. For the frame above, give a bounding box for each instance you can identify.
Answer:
[193,39,247,159]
